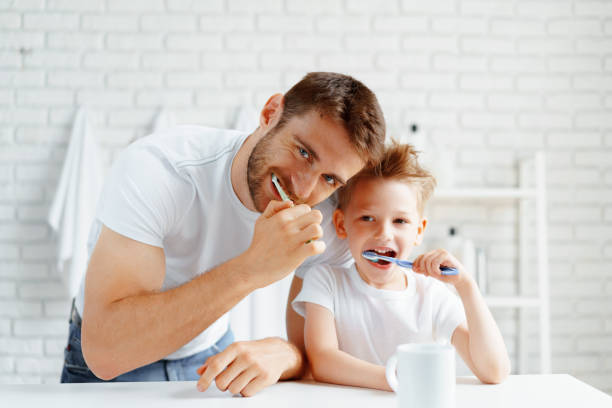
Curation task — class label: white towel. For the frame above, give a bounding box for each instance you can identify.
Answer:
[48,107,103,297]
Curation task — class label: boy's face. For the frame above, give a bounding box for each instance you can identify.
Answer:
[333,178,427,289]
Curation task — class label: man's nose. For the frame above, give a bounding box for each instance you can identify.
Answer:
[290,171,318,202]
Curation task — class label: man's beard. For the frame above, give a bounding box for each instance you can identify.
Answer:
[246,128,278,213]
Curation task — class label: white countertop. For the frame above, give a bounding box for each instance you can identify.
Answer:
[2,375,611,407]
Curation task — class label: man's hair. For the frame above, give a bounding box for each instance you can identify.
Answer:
[337,141,437,214]
[276,72,386,166]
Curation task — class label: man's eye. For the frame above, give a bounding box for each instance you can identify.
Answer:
[361,216,374,222]
[299,147,310,159]
[323,175,336,186]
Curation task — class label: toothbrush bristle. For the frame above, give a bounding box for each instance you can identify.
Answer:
[362,251,378,261]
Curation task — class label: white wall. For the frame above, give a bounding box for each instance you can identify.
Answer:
[1,0,611,393]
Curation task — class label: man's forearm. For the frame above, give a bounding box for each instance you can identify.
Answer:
[82,255,256,380]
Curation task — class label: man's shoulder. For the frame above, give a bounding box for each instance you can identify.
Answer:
[313,191,338,217]
[132,125,248,168]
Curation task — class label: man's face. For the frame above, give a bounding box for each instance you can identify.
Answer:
[247,110,365,212]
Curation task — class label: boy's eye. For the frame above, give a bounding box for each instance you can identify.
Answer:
[361,216,374,222]
[394,219,408,224]
[298,147,310,159]
[323,174,336,186]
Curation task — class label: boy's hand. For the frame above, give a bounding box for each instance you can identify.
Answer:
[243,200,325,289]
[412,249,469,287]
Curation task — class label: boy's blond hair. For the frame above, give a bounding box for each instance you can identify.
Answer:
[336,142,436,214]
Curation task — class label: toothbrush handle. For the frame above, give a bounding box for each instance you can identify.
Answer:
[395,259,414,269]
[440,266,459,276]
[396,259,458,276]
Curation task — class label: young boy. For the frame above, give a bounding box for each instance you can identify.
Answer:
[292,143,510,391]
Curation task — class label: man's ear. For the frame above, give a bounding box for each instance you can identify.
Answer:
[414,217,428,246]
[332,209,347,240]
[259,93,284,130]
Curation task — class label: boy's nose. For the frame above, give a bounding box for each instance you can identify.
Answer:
[291,171,318,202]
[374,222,393,241]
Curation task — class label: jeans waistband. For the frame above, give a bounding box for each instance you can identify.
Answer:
[70,298,82,327]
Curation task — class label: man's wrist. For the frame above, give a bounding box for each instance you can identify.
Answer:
[274,337,305,380]
[230,250,263,292]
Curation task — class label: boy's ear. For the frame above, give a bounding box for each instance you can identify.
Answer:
[414,217,428,246]
[259,93,284,130]
[332,209,347,239]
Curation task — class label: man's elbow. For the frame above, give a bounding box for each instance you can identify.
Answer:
[82,352,119,381]
[81,331,121,381]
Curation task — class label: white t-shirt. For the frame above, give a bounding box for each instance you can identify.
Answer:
[292,262,466,365]
[75,125,352,360]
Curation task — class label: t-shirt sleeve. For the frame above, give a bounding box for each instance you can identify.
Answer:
[431,281,467,344]
[292,265,337,318]
[97,143,193,248]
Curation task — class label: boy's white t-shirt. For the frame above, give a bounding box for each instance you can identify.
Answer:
[292,262,466,365]
[74,125,352,360]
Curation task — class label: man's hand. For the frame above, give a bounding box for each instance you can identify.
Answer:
[243,200,326,289]
[196,337,301,397]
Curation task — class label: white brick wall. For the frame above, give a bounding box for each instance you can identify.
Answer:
[1,0,611,394]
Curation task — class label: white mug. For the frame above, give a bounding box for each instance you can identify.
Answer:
[385,343,456,408]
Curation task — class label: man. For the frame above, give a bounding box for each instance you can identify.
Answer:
[60,72,386,396]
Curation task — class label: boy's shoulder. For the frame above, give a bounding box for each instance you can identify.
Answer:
[306,262,352,278]
[303,262,354,287]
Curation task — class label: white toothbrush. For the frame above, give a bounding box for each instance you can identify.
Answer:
[272,173,312,244]
[272,173,290,202]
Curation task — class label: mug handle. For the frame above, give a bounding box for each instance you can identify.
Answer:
[385,354,398,392]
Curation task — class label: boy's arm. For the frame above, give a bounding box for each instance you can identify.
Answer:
[285,275,308,378]
[451,278,511,384]
[304,302,391,391]
[413,249,511,384]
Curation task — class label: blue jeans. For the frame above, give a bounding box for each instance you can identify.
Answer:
[60,320,234,383]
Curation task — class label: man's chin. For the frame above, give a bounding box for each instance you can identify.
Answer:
[253,195,270,213]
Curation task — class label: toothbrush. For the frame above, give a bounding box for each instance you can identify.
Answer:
[271,173,290,202]
[272,173,312,244]
[362,251,459,276]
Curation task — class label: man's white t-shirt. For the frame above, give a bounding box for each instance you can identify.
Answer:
[292,262,466,365]
[75,125,352,360]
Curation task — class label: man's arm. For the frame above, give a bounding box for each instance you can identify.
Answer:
[82,200,324,381]
[82,225,255,380]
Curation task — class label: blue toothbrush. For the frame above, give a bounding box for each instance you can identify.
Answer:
[362,251,459,276]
